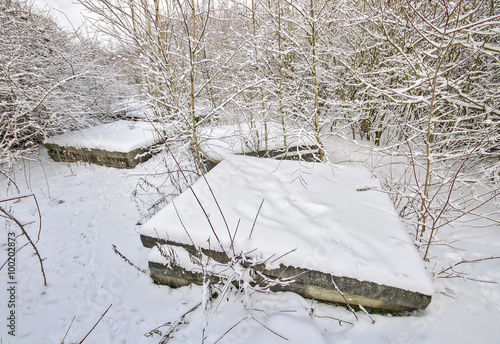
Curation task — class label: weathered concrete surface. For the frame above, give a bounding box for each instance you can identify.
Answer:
[44,142,154,169]
[142,236,432,312]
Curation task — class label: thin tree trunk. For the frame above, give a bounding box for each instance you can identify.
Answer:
[309,0,324,160]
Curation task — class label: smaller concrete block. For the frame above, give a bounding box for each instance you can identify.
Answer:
[45,143,153,168]
[198,122,319,169]
[43,121,161,168]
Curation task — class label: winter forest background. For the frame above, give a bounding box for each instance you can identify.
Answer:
[1,0,500,343]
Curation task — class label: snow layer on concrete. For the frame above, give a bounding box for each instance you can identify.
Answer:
[119,99,155,119]
[44,120,161,153]
[141,155,434,295]
[198,122,317,161]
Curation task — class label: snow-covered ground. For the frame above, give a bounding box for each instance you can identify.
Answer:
[1,139,500,344]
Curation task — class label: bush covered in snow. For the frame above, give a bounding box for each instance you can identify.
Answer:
[0,0,129,165]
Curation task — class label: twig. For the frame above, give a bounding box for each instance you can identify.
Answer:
[0,206,47,286]
[144,116,229,257]
[270,247,298,265]
[251,317,289,341]
[331,278,358,321]
[37,156,51,199]
[0,170,20,193]
[0,242,29,271]
[438,256,500,276]
[78,304,112,344]
[60,316,76,344]
[311,312,354,326]
[0,194,34,203]
[0,189,43,242]
[201,172,233,252]
[111,244,147,274]
[213,317,247,344]
[32,193,43,242]
[155,302,202,343]
[358,304,375,324]
[172,201,199,250]
[231,219,241,253]
[189,186,228,257]
[249,199,265,239]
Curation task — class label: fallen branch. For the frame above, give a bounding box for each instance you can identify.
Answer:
[144,302,202,343]
[78,304,112,344]
[111,244,147,274]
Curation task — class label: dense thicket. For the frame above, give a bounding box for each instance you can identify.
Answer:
[0,0,127,164]
[75,1,498,154]
[338,0,500,257]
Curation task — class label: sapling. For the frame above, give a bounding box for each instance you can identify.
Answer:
[337,0,500,264]
[399,1,500,260]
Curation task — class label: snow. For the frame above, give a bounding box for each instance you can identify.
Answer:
[141,155,433,295]
[43,120,162,153]
[1,142,500,343]
[198,122,317,161]
[116,99,155,119]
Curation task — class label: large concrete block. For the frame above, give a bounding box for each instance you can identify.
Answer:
[140,155,434,312]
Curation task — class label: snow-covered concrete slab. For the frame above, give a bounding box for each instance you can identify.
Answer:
[140,155,433,311]
[198,122,319,169]
[44,120,162,168]
[118,99,155,120]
